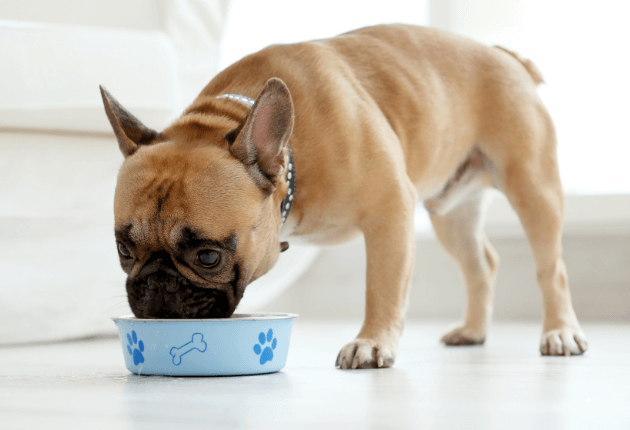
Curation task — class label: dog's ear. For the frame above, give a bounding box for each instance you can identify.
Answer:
[227,78,294,193]
[100,86,158,158]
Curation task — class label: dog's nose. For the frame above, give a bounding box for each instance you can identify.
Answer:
[147,273,179,293]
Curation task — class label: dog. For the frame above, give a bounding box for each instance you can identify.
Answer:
[102,24,587,369]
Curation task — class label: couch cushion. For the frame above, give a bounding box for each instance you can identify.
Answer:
[0,20,178,133]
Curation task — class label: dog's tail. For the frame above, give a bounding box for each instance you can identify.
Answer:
[494,46,544,86]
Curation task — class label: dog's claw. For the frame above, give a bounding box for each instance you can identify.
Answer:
[540,329,587,356]
[336,339,394,370]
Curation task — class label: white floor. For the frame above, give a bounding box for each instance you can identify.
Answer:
[1,320,629,430]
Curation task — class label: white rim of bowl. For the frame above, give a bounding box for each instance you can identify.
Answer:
[112,312,299,322]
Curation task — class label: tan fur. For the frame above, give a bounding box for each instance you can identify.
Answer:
[106,25,587,368]
[494,45,545,85]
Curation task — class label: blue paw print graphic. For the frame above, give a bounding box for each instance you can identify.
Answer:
[126,330,145,365]
[253,329,277,365]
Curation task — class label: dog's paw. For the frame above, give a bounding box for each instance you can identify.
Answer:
[540,328,587,356]
[441,324,486,346]
[335,338,395,369]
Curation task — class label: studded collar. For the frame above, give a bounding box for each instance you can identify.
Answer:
[217,93,295,224]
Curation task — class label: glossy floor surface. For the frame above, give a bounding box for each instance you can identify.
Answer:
[1,320,629,429]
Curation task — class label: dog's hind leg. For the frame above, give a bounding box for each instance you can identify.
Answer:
[480,89,588,355]
[428,189,499,345]
[498,141,587,356]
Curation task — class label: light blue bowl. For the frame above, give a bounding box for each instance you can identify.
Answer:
[113,313,298,376]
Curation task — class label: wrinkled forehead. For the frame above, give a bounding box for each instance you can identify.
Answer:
[114,144,262,245]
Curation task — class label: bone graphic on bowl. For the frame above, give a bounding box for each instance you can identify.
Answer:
[170,333,207,365]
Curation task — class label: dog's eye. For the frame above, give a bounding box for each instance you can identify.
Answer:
[117,242,131,258]
[197,250,220,268]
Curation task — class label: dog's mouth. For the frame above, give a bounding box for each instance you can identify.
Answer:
[126,269,241,319]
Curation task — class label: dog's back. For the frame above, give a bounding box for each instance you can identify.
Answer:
[204,24,547,199]
[324,25,548,191]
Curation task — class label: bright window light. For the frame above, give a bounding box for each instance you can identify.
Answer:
[219,0,429,70]
[449,0,630,194]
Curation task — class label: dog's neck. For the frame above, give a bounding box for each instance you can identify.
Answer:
[217,93,295,224]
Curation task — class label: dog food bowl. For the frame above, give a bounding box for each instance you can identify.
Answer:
[113,313,298,376]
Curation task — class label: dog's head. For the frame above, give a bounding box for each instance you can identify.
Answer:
[102,78,294,319]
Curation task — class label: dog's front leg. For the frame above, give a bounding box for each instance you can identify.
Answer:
[336,181,417,369]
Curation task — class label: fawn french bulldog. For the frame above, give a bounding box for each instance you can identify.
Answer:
[102,24,587,369]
